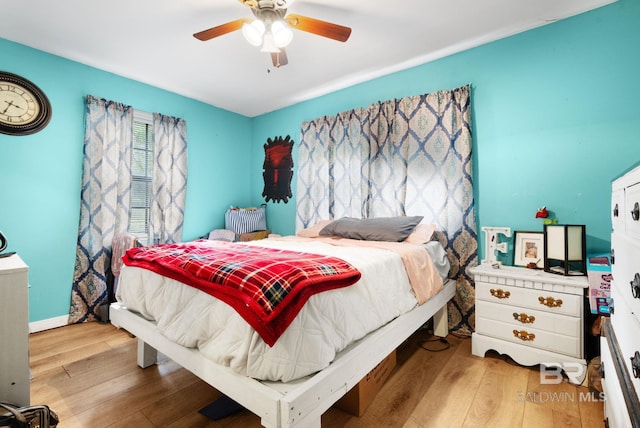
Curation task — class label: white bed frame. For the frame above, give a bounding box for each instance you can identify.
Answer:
[109,278,455,428]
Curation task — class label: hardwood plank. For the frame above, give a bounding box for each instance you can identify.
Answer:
[522,402,556,428]
[552,410,582,428]
[525,367,582,418]
[63,340,136,376]
[164,411,224,428]
[31,340,139,399]
[106,411,155,428]
[68,365,201,427]
[27,323,604,428]
[30,322,117,356]
[30,323,133,377]
[165,407,262,428]
[462,355,529,428]
[324,331,466,427]
[140,380,221,426]
[405,348,488,427]
[578,392,605,428]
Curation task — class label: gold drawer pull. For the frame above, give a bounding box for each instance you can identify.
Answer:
[490,288,510,299]
[538,296,563,308]
[513,312,535,324]
[513,330,535,341]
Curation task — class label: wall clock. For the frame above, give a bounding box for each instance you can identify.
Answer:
[0,71,52,136]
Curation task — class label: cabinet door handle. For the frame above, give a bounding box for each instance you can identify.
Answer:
[611,248,615,265]
[632,202,640,221]
[631,273,640,299]
[538,296,563,308]
[513,330,535,341]
[632,351,640,379]
[490,288,510,299]
[513,312,535,324]
[613,203,619,217]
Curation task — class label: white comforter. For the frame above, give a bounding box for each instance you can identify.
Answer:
[116,238,440,382]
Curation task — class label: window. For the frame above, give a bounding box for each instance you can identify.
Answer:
[129,111,153,244]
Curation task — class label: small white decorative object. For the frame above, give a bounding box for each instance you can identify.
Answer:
[481,226,511,266]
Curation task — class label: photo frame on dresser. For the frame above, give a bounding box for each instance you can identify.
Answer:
[513,231,544,268]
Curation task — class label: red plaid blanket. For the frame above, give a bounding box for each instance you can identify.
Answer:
[122,240,361,346]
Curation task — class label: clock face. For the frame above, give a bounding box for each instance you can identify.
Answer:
[0,71,51,136]
[0,84,41,125]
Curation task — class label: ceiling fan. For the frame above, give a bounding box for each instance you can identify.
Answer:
[194,0,352,68]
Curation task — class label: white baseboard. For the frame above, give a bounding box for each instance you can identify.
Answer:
[29,315,69,333]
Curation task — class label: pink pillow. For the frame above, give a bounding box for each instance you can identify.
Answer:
[404,223,437,244]
[296,220,334,238]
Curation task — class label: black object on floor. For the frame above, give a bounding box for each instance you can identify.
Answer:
[199,395,245,420]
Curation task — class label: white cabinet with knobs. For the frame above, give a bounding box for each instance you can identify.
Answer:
[601,164,640,428]
[470,264,588,384]
[0,254,30,407]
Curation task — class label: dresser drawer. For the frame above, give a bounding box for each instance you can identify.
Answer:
[476,281,582,318]
[611,234,640,324]
[601,336,634,428]
[625,182,640,239]
[475,317,581,358]
[476,300,581,337]
[612,186,625,233]
[610,288,640,399]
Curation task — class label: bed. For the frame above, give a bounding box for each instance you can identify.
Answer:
[110,223,455,427]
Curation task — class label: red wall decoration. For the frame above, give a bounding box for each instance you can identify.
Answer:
[262,135,294,203]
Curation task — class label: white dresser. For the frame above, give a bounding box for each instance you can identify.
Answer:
[602,165,640,428]
[0,254,30,407]
[470,264,588,384]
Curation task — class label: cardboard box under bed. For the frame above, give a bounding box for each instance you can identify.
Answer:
[334,349,397,416]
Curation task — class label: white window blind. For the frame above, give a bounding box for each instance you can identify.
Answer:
[129,111,153,243]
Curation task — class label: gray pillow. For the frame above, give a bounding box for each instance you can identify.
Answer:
[319,216,424,242]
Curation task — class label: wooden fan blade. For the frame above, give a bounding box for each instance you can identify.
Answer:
[271,49,288,68]
[285,14,351,42]
[193,18,250,41]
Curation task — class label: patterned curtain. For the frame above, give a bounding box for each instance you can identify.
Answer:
[69,102,188,323]
[297,85,478,336]
[69,96,133,323]
[149,113,188,244]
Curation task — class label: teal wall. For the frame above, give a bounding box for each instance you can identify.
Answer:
[251,0,640,265]
[0,39,253,322]
[1,0,638,323]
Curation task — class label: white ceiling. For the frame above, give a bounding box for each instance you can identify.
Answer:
[0,0,615,117]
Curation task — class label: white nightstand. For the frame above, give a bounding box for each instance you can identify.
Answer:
[0,254,30,406]
[469,263,589,384]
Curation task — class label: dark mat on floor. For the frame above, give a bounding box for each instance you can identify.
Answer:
[199,395,245,420]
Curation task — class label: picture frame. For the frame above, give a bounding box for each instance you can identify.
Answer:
[513,231,545,268]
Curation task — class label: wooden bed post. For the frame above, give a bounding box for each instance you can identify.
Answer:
[432,303,448,337]
[137,338,158,368]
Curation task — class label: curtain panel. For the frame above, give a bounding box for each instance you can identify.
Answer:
[69,96,133,323]
[69,99,188,323]
[149,113,188,244]
[296,85,478,335]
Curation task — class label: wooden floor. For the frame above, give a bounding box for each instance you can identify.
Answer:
[29,322,605,428]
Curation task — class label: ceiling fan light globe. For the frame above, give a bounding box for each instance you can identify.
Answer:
[242,20,265,46]
[271,20,293,47]
[260,32,281,53]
